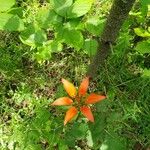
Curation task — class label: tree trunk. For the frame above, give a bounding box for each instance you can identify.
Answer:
[87,0,136,78]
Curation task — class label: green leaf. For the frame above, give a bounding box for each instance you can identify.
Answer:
[140,0,149,17]
[36,7,62,29]
[34,40,63,63]
[100,133,127,150]
[19,25,47,47]
[67,0,94,18]
[134,28,150,37]
[135,40,150,54]
[51,0,93,18]
[8,7,24,18]
[0,0,15,12]
[70,122,88,139]
[114,32,132,56]
[56,27,83,49]
[34,46,51,63]
[45,40,63,53]
[58,140,68,150]
[87,113,106,148]
[142,69,150,77]
[86,17,106,36]
[65,122,88,147]
[83,39,98,56]
[64,19,84,30]
[0,13,24,31]
[51,0,73,17]
[86,130,94,147]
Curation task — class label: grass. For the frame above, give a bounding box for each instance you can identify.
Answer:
[97,55,150,148]
[0,0,150,149]
[0,34,149,149]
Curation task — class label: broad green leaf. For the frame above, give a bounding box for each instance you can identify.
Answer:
[83,39,98,56]
[64,122,88,147]
[36,7,62,29]
[19,25,47,47]
[51,0,73,17]
[0,0,15,12]
[86,17,106,36]
[44,40,63,53]
[140,0,149,17]
[56,27,83,49]
[134,28,150,37]
[34,46,51,63]
[135,40,150,54]
[8,7,24,18]
[67,0,94,18]
[70,122,88,139]
[87,113,106,148]
[0,13,24,31]
[142,69,150,77]
[34,40,63,63]
[64,19,84,30]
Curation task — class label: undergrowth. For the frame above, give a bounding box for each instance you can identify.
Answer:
[0,0,150,149]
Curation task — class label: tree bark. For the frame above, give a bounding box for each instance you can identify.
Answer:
[87,0,136,78]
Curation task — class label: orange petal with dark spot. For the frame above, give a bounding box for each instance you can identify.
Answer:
[62,78,77,98]
[51,97,73,106]
[80,106,94,122]
[64,107,78,125]
[85,93,106,104]
[78,77,89,97]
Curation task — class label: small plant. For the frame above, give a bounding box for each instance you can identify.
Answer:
[51,77,106,125]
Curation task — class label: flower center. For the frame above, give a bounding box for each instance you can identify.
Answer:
[72,95,88,110]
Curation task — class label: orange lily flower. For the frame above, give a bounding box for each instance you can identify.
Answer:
[51,77,106,125]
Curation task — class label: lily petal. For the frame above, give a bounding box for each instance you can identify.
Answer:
[80,106,94,122]
[64,107,78,125]
[79,77,89,97]
[62,78,77,98]
[51,97,73,106]
[85,93,106,104]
